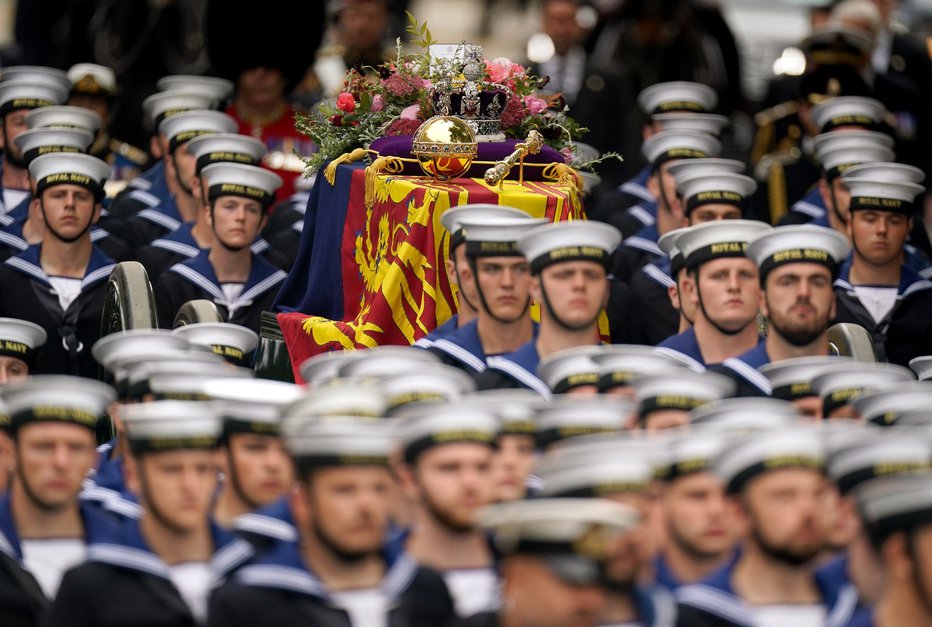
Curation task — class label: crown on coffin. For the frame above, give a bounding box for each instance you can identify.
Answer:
[429,44,508,141]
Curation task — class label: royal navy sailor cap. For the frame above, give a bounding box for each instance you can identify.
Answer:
[673,219,772,270]
[811,363,916,417]
[335,346,441,379]
[676,172,757,214]
[1,375,115,432]
[297,348,425,387]
[28,153,110,201]
[536,445,656,497]
[637,81,717,115]
[850,383,932,426]
[25,105,102,132]
[284,379,388,419]
[67,63,117,96]
[158,110,238,153]
[186,133,268,174]
[817,145,896,180]
[14,127,94,166]
[715,427,826,494]
[828,433,931,495]
[844,177,926,216]
[689,397,801,433]
[842,162,924,184]
[0,318,47,366]
[811,96,887,132]
[536,396,632,450]
[284,416,394,468]
[632,369,735,421]
[747,225,851,281]
[458,215,548,258]
[590,345,693,391]
[759,356,853,401]
[477,498,640,584]
[92,330,191,371]
[655,431,728,482]
[377,364,477,414]
[537,346,602,394]
[517,221,621,275]
[440,204,531,250]
[157,75,235,101]
[856,474,932,546]
[658,227,688,276]
[668,158,745,183]
[457,390,544,436]
[203,378,304,438]
[201,162,282,209]
[0,81,68,115]
[121,400,222,453]
[172,322,259,366]
[128,360,252,401]
[142,90,216,127]
[396,401,500,464]
[1,66,70,91]
[813,130,894,156]
[651,112,729,136]
[110,350,227,398]
[909,356,932,381]
[641,130,722,168]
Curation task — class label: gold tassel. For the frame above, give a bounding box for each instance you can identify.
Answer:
[365,156,405,209]
[323,147,368,186]
[550,163,582,193]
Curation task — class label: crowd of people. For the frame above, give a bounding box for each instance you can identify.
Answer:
[0,0,931,626]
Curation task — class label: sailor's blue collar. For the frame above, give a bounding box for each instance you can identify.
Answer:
[231,500,419,602]
[618,165,655,202]
[4,243,116,289]
[835,257,932,296]
[85,515,253,583]
[0,490,122,562]
[624,223,663,257]
[656,328,707,371]
[719,342,772,396]
[414,315,460,348]
[675,556,860,627]
[4,195,30,222]
[168,249,286,308]
[486,340,550,397]
[153,223,273,258]
[431,320,539,374]
[633,584,678,627]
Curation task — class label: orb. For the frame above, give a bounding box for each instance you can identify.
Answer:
[411,115,477,181]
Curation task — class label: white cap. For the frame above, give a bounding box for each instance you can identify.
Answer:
[0,317,47,357]
[668,158,745,183]
[909,356,932,381]
[689,397,801,433]
[536,397,632,449]
[811,96,887,132]
[142,91,217,127]
[651,112,729,135]
[536,446,655,497]
[747,225,851,281]
[1,66,70,92]
[715,428,826,494]
[335,346,441,379]
[0,81,68,114]
[637,81,717,115]
[456,389,544,435]
[812,363,916,416]
[28,153,111,200]
[641,130,721,166]
[844,177,926,215]
[92,330,191,371]
[376,364,477,412]
[817,145,895,178]
[759,356,853,400]
[25,105,102,132]
[517,221,621,274]
[14,127,94,166]
[172,322,259,365]
[121,401,222,452]
[201,162,283,209]
[813,130,894,156]
[158,110,238,152]
[157,75,235,101]
[1,375,114,432]
[186,133,268,173]
[537,345,602,393]
[284,416,394,467]
[849,383,932,426]
[673,219,772,270]
[633,369,735,421]
[590,344,693,389]
[283,380,389,419]
[67,63,117,96]
[396,401,500,463]
[676,172,757,213]
[842,162,925,184]
[458,215,548,257]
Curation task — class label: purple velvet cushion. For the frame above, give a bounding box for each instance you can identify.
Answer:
[369,134,567,181]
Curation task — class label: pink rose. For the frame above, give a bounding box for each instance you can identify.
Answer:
[400,104,420,120]
[336,92,356,113]
[524,95,548,115]
[371,94,385,112]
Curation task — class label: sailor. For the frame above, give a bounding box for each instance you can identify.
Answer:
[423,212,544,374]
[135,131,286,282]
[208,416,457,626]
[655,220,771,370]
[0,153,115,377]
[395,401,501,617]
[451,498,642,627]
[610,130,722,284]
[654,432,738,591]
[46,401,254,626]
[105,90,216,222]
[832,177,932,365]
[125,110,238,247]
[0,376,117,626]
[0,317,46,385]
[810,362,917,420]
[675,428,860,627]
[0,78,68,215]
[417,204,531,348]
[477,221,620,395]
[626,163,756,345]
[631,370,735,432]
[846,475,932,626]
[202,379,301,528]
[155,162,286,333]
[65,63,150,186]
[714,225,851,397]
